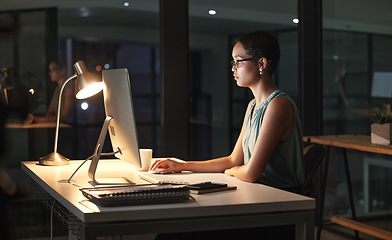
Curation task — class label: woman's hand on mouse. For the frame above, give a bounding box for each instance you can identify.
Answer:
[149,158,185,174]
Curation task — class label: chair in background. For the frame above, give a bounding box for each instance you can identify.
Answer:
[301,144,327,240]
[301,144,326,197]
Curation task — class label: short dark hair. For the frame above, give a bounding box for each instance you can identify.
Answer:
[237,31,280,74]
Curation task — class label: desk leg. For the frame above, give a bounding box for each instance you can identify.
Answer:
[342,148,359,240]
[296,218,315,240]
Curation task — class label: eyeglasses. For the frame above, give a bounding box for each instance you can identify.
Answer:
[49,67,59,73]
[230,58,257,68]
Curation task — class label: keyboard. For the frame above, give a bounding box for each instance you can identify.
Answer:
[139,172,189,185]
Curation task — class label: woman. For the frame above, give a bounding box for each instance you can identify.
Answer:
[151,31,304,193]
[33,61,74,123]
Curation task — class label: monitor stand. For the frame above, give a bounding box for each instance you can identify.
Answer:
[88,116,135,186]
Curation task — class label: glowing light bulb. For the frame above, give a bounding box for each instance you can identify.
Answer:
[81,102,89,111]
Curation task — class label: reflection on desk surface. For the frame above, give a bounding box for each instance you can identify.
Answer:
[5,122,71,129]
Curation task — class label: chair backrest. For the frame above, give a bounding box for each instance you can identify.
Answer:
[301,144,326,197]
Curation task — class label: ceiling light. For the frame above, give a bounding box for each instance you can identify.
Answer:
[208,9,217,15]
[293,18,299,24]
[124,2,130,7]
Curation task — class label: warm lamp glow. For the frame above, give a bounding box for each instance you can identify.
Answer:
[76,82,104,99]
[39,60,104,166]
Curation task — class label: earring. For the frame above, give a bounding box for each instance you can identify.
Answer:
[259,69,263,76]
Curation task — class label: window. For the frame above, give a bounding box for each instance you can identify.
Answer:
[59,39,161,158]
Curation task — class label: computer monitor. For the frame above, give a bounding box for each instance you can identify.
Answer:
[88,68,141,185]
[371,72,392,99]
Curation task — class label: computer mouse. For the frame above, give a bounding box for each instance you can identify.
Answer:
[148,168,165,174]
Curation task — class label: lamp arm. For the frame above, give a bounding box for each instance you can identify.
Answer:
[53,73,77,154]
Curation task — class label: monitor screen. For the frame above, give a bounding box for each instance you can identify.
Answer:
[87,68,141,185]
[371,72,392,99]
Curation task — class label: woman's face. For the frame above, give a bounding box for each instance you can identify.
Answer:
[231,42,259,87]
[49,62,62,83]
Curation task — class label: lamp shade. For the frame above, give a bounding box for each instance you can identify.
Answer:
[74,61,104,99]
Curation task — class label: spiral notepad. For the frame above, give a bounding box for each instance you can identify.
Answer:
[80,185,191,207]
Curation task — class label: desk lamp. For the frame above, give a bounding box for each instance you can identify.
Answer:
[39,61,104,166]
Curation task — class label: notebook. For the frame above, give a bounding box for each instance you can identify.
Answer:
[80,184,190,207]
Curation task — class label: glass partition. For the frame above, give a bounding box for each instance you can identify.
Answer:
[0,10,54,121]
[57,1,161,158]
[0,8,61,239]
[0,9,57,163]
[323,0,392,216]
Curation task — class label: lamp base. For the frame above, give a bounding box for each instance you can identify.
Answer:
[39,152,70,166]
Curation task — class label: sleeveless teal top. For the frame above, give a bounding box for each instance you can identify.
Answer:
[242,90,304,190]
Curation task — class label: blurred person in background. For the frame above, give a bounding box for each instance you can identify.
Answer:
[33,61,74,123]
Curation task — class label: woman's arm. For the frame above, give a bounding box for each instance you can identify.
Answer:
[225,97,294,182]
[150,126,245,174]
[183,126,245,173]
[33,93,56,123]
[150,101,255,174]
[33,87,73,123]
[59,87,73,121]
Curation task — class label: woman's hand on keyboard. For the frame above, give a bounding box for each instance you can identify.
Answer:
[149,158,185,174]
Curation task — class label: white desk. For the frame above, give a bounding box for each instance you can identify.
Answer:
[22,159,315,240]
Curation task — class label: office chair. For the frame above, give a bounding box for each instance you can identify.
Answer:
[301,144,327,240]
[301,144,326,197]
